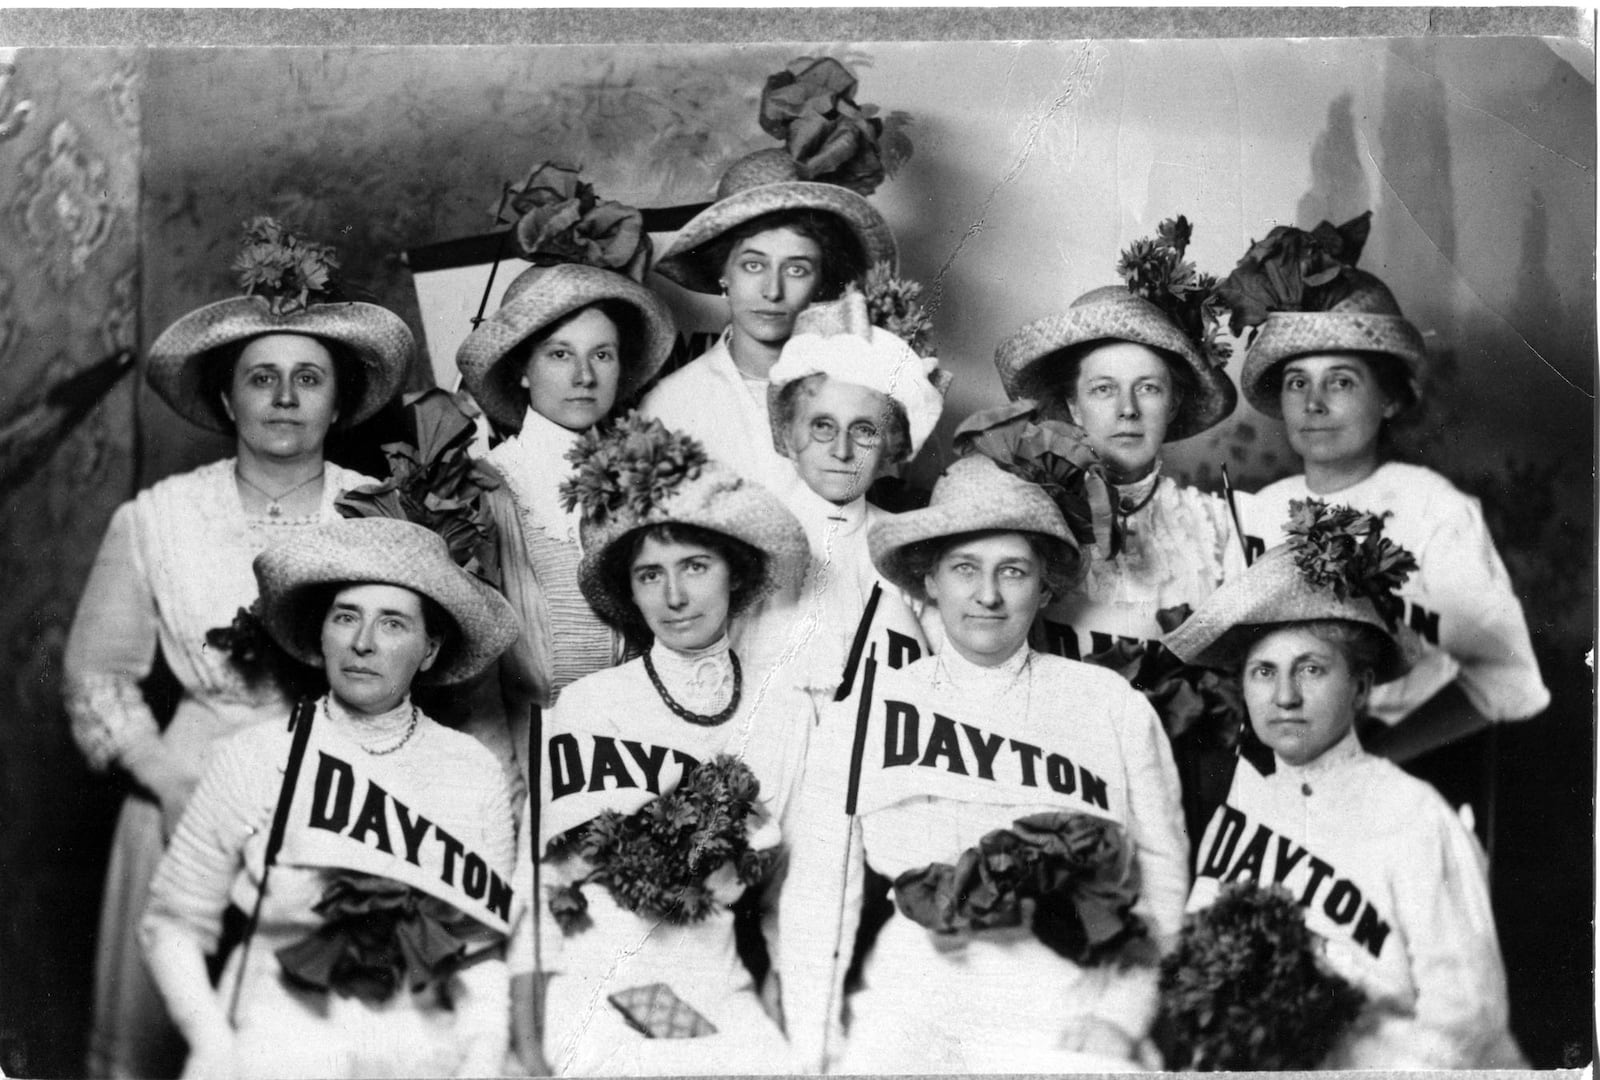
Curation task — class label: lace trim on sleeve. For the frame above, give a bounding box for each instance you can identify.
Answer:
[64,671,161,772]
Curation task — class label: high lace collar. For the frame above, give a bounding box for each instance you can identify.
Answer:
[649,634,737,716]
[322,693,419,753]
[933,640,1034,691]
[519,405,588,459]
[1273,725,1366,781]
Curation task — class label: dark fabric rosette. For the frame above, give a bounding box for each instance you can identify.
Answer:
[891,811,1149,966]
[504,162,650,281]
[757,57,911,196]
[1213,211,1372,338]
[276,873,492,1004]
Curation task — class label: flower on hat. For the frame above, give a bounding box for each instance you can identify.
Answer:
[1213,211,1373,340]
[1282,498,1418,631]
[1115,214,1232,369]
[862,260,938,360]
[558,411,708,526]
[499,161,650,281]
[953,400,1109,552]
[335,388,502,582]
[757,56,913,196]
[231,216,343,316]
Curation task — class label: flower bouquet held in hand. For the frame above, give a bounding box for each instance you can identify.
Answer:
[546,754,775,933]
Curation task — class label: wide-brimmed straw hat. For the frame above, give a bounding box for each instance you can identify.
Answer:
[1238,270,1427,418]
[1162,501,1419,682]
[455,262,677,431]
[995,285,1237,442]
[766,290,946,460]
[869,455,1079,602]
[653,148,898,295]
[254,517,520,686]
[147,219,412,433]
[565,414,810,628]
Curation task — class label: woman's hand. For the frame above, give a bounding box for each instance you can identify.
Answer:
[704,861,745,906]
[1060,1016,1139,1062]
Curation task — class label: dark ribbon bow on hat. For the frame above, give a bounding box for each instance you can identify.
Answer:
[499,161,651,283]
[952,400,1118,557]
[1212,211,1373,339]
[758,56,914,196]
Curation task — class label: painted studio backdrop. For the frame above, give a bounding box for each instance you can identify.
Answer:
[0,39,1592,1074]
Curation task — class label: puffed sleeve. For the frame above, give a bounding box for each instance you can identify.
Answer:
[1347,803,1520,1068]
[1070,686,1190,1045]
[142,729,276,953]
[1417,495,1549,722]
[62,501,163,771]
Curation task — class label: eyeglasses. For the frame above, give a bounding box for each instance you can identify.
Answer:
[806,416,884,448]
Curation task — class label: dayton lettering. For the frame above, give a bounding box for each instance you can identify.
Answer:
[547,733,700,801]
[1198,804,1392,958]
[307,751,513,922]
[878,699,1110,810]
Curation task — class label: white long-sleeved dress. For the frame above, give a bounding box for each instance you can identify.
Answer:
[1187,729,1524,1068]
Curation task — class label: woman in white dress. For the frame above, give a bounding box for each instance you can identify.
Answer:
[141,516,521,1079]
[513,415,812,1075]
[63,219,409,1078]
[644,57,903,496]
[1216,212,1547,762]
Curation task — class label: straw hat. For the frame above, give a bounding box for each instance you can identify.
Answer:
[567,414,810,628]
[1162,502,1420,682]
[455,262,677,430]
[1238,270,1427,417]
[995,285,1237,442]
[254,517,520,686]
[653,149,898,295]
[766,291,946,459]
[868,455,1079,601]
[147,220,412,433]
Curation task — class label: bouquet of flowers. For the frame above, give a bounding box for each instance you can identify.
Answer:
[1156,881,1366,1070]
[546,755,774,932]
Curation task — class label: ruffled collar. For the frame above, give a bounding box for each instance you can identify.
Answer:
[494,408,589,543]
[1273,726,1365,781]
[648,635,737,716]
[322,693,421,755]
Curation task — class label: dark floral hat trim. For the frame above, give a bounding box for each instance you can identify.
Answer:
[1213,211,1373,341]
[559,411,708,526]
[498,161,650,282]
[1116,214,1233,369]
[758,56,914,196]
[231,216,343,316]
[1283,497,1418,630]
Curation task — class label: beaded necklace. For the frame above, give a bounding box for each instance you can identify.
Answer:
[643,648,743,727]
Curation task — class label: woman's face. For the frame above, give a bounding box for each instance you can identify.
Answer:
[522,306,623,431]
[782,377,891,506]
[223,334,340,460]
[721,227,824,348]
[321,583,441,717]
[923,532,1047,667]
[1065,341,1175,483]
[1279,353,1396,476]
[1242,625,1371,767]
[629,534,735,652]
